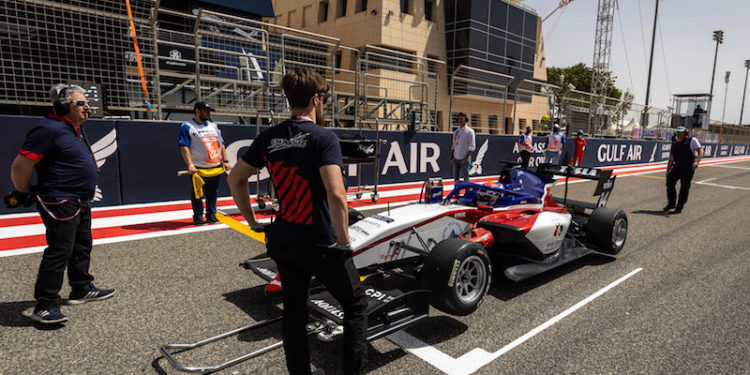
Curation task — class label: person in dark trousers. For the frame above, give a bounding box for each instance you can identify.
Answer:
[5,84,115,324]
[178,102,232,225]
[664,126,704,214]
[518,126,533,168]
[228,67,368,375]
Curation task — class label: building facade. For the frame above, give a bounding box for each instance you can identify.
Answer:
[268,0,550,134]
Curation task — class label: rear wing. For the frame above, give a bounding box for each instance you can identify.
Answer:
[536,164,617,208]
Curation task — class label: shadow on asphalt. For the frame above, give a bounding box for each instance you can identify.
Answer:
[631,209,671,217]
[120,221,195,231]
[489,253,616,302]
[0,300,68,331]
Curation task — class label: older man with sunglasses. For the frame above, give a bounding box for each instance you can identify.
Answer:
[5,84,115,325]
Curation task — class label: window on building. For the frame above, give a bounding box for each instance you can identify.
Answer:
[471,114,481,130]
[335,50,343,69]
[427,54,439,74]
[287,9,296,27]
[518,119,526,135]
[363,45,415,73]
[302,5,312,27]
[532,119,539,132]
[356,0,368,13]
[488,115,498,135]
[505,117,513,134]
[337,0,348,18]
[319,1,329,23]
[401,0,410,14]
[424,0,434,21]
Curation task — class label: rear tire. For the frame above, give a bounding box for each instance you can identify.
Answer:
[421,238,491,316]
[586,207,627,255]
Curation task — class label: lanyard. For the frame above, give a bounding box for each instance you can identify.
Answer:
[290,115,313,122]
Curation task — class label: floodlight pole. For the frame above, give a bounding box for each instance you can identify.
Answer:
[641,0,659,136]
[739,60,750,126]
[708,30,724,125]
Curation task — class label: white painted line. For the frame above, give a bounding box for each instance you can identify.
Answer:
[696,181,750,191]
[388,267,643,375]
[706,164,750,170]
[697,177,717,184]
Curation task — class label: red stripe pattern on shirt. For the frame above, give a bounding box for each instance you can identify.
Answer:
[267,158,313,225]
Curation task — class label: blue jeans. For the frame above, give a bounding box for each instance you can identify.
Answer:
[453,156,471,183]
[190,173,221,219]
[544,150,560,165]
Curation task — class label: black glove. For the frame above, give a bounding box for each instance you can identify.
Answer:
[4,190,34,209]
[250,222,267,233]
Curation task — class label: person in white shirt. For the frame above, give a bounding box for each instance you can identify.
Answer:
[544,123,566,164]
[518,126,533,168]
[450,113,476,183]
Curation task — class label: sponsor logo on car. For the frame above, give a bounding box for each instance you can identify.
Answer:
[310,299,345,319]
[372,214,395,223]
[365,288,396,304]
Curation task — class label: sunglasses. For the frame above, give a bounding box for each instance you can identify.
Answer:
[317,92,329,105]
[71,100,90,107]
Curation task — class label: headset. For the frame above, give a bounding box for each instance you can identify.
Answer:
[53,86,71,115]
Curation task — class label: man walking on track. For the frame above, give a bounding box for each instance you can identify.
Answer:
[664,126,703,214]
[228,67,368,375]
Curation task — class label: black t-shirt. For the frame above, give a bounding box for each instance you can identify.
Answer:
[19,115,97,200]
[242,119,343,247]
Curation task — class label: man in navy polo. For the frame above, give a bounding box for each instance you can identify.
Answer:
[6,84,115,324]
[664,126,703,214]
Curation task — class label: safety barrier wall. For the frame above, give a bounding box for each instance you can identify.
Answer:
[2,115,749,215]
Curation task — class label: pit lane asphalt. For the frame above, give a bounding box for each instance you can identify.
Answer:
[1,160,748,375]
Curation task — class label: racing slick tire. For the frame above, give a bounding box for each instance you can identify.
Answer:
[421,238,492,316]
[586,207,628,255]
[348,207,364,225]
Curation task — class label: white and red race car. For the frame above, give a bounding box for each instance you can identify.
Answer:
[246,162,626,317]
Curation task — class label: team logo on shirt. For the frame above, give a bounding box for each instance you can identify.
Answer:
[267,133,309,153]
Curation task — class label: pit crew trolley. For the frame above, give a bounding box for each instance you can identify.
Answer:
[340,118,385,203]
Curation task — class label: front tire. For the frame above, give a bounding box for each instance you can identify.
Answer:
[586,207,628,255]
[421,238,491,316]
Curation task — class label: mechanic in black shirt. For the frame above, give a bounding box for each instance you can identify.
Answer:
[5,84,115,324]
[664,126,703,213]
[228,68,367,375]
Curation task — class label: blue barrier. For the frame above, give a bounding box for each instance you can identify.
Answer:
[2,115,748,215]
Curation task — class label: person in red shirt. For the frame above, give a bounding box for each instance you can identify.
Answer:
[572,130,587,167]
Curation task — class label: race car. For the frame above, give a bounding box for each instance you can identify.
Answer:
[161,163,627,373]
[245,162,626,316]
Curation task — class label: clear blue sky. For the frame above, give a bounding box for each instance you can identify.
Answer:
[522,0,750,124]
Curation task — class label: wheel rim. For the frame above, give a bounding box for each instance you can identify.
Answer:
[454,255,487,304]
[613,218,627,248]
